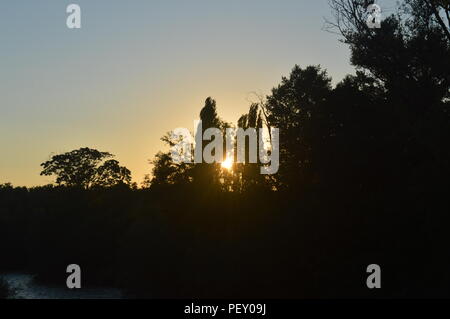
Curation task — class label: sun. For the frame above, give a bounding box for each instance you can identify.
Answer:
[221,156,233,170]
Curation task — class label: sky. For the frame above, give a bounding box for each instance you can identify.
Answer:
[0,0,361,187]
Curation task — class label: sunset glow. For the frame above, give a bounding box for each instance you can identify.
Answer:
[221,156,233,171]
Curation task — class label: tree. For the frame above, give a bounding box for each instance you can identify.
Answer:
[148,97,237,191]
[327,0,450,106]
[411,0,450,42]
[40,147,132,189]
[327,0,450,191]
[264,65,333,190]
[93,159,132,188]
[324,71,391,191]
[233,103,269,192]
[191,97,228,189]
[149,151,192,186]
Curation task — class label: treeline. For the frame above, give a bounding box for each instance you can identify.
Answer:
[0,0,449,298]
[1,182,449,297]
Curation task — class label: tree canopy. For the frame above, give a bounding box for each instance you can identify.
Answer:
[40,147,132,189]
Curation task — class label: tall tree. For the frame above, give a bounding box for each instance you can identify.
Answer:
[265,65,333,190]
[148,97,229,191]
[234,103,268,192]
[327,0,450,191]
[191,97,228,189]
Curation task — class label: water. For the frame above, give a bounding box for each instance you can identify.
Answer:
[2,273,122,299]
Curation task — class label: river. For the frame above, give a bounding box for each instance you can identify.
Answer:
[2,273,123,299]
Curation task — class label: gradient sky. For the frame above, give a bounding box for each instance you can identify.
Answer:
[0,0,364,186]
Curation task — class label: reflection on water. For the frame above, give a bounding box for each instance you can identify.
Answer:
[2,273,122,299]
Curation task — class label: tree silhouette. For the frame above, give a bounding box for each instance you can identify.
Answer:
[234,103,268,192]
[264,65,333,190]
[328,0,450,105]
[40,147,131,189]
[150,151,192,186]
[147,98,229,191]
[327,0,450,192]
[194,98,226,187]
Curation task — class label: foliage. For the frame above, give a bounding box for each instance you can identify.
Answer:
[40,147,132,189]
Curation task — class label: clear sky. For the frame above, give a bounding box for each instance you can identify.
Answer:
[0,0,359,186]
